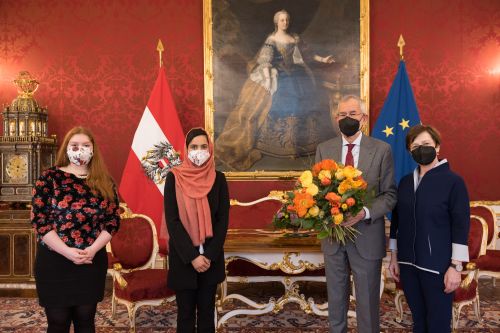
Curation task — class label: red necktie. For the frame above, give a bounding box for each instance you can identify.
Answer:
[345,144,355,167]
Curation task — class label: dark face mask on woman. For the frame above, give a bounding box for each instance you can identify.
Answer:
[411,145,436,165]
[338,117,360,137]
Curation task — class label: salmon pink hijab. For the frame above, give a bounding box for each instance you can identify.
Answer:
[171,128,216,246]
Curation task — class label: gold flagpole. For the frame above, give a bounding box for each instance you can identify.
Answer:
[157,39,164,68]
[398,34,405,60]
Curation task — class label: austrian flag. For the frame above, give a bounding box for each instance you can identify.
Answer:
[119,67,185,253]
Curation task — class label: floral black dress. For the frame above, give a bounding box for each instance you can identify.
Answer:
[31,167,120,307]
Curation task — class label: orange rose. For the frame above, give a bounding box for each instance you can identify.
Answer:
[321,177,332,186]
[331,206,340,215]
[287,205,296,212]
[325,192,341,203]
[312,162,323,176]
[346,198,356,207]
[321,159,338,171]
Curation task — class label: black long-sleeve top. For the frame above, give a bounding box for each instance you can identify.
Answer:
[164,170,230,290]
[31,167,120,250]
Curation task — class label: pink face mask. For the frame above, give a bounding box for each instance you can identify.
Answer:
[67,146,93,166]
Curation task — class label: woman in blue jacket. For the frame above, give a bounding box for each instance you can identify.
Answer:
[388,124,470,333]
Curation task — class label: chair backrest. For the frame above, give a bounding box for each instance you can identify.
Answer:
[229,191,286,229]
[468,215,488,260]
[470,202,497,249]
[108,203,158,270]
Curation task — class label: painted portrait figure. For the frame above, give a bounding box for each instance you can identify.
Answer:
[210,0,362,173]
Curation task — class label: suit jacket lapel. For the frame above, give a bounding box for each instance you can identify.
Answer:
[333,137,343,163]
[358,136,375,173]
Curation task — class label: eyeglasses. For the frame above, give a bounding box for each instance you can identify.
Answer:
[337,111,362,119]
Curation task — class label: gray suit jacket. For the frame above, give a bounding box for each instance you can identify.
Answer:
[315,135,397,260]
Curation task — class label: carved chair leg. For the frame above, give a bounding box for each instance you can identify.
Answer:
[111,290,117,318]
[452,303,463,330]
[474,294,482,323]
[379,270,385,299]
[126,303,137,333]
[394,291,404,323]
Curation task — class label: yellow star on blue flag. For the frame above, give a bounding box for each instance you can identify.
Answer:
[382,126,394,137]
[373,60,421,185]
[399,118,410,129]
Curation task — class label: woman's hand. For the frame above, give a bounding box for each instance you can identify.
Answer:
[444,266,462,293]
[191,255,211,273]
[314,55,335,63]
[388,252,400,282]
[63,247,89,265]
[82,246,98,264]
[322,55,335,63]
[263,78,272,92]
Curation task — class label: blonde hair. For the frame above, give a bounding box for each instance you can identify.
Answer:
[55,126,116,200]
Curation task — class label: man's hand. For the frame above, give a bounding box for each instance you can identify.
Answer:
[341,209,366,227]
[191,255,211,273]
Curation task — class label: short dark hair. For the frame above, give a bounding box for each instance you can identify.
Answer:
[186,128,208,147]
[405,124,441,150]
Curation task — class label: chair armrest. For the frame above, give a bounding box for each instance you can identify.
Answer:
[459,269,477,289]
[113,263,128,289]
[465,262,476,270]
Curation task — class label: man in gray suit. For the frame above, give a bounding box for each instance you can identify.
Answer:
[315,95,397,333]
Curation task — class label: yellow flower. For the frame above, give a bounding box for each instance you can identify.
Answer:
[341,203,348,211]
[299,170,313,187]
[342,165,363,179]
[306,183,319,196]
[318,169,332,181]
[335,169,345,180]
[333,214,344,225]
[338,179,353,194]
[308,205,320,217]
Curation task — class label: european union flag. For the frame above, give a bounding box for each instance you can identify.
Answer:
[373,60,421,185]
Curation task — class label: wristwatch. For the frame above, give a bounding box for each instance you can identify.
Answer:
[450,262,463,272]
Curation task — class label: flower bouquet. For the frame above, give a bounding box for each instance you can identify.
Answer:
[273,159,368,244]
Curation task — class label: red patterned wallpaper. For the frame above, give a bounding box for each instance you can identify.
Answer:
[0,0,498,200]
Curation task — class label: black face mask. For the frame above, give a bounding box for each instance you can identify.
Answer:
[411,146,436,165]
[338,117,360,137]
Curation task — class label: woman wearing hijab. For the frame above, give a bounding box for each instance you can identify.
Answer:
[164,128,230,333]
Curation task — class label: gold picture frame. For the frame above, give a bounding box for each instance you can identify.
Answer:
[204,0,369,179]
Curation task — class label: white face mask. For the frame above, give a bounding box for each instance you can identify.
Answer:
[188,149,210,166]
[67,146,93,166]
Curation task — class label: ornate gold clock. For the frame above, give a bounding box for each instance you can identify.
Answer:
[4,154,29,183]
[0,72,57,202]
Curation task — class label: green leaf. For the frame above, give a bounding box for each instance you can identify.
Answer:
[317,230,330,239]
[301,219,315,229]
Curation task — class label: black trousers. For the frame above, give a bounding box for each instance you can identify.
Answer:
[175,283,217,333]
[400,265,453,333]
